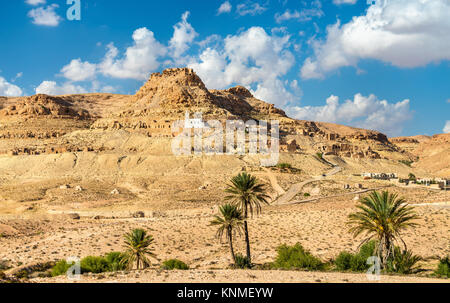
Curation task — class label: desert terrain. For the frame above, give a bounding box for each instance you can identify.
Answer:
[0,68,448,283]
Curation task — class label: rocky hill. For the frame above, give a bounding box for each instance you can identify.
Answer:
[0,67,437,166]
[392,134,450,177]
[0,94,91,119]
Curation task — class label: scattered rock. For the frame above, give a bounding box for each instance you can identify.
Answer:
[132,211,145,218]
[68,213,80,220]
[110,189,120,195]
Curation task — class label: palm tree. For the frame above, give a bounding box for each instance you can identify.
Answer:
[121,229,157,270]
[348,190,419,268]
[225,172,270,264]
[210,204,244,264]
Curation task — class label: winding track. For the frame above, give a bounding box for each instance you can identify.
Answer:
[273,157,342,205]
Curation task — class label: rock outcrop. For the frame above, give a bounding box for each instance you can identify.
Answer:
[0,94,90,120]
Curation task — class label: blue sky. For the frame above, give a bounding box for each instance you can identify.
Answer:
[0,0,449,137]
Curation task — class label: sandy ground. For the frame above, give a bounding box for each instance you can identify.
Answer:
[31,269,448,283]
[0,154,448,283]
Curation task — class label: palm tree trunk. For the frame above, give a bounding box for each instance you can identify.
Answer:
[228,227,236,264]
[243,205,251,264]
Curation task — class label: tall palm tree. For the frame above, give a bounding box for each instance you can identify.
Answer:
[225,172,270,264]
[210,204,244,264]
[348,190,419,268]
[121,229,157,270]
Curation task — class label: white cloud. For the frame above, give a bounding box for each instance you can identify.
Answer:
[217,1,232,15]
[236,2,267,16]
[27,4,62,27]
[189,27,298,106]
[169,12,198,61]
[25,0,46,5]
[99,28,166,80]
[61,59,97,82]
[444,121,450,133]
[333,0,357,5]
[301,0,450,79]
[0,77,23,97]
[35,81,88,95]
[287,93,412,136]
[275,0,324,23]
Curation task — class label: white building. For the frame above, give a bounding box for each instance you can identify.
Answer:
[184,112,205,129]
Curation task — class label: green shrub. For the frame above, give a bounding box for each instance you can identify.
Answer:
[349,254,370,272]
[161,259,189,270]
[104,252,127,272]
[234,253,252,269]
[80,256,109,274]
[386,248,422,274]
[276,163,292,169]
[335,241,376,272]
[316,153,323,159]
[51,260,74,277]
[335,252,353,271]
[358,241,377,259]
[399,160,413,167]
[304,193,311,197]
[272,243,324,271]
[435,256,450,278]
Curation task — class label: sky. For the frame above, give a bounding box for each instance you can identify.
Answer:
[0,0,449,137]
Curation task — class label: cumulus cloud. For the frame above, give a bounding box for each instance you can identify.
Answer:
[217,1,232,15]
[444,121,450,133]
[25,0,46,5]
[35,81,89,95]
[169,12,198,62]
[301,0,450,79]
[189,27,298,106]
[287,93,412,136]
[275,0,324,23]
[0,77,23,97]
[61,59,97,82]
[27,4,62,27]
[236,1,267,16]
[99,28,166,80]
[333,0,357,5]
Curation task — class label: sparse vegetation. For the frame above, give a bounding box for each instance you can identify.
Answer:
[335,241,422,274]
[335,241,376,272]
[272,243,325,271]
[348,190,419,269]
[399,160,413,167]
[161,259,189,270]
[104,252,127,272]
[121,229,157,270]
[80,256,109,274]
[233,253,252,269]
[225,172,270,265]
[51,260,75,277]
[276,163,292,169]
[408,173,417,181]
[316,152,323,160]
[434,256,450,278]
[210,204,244,265]
[386,248,422,274]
